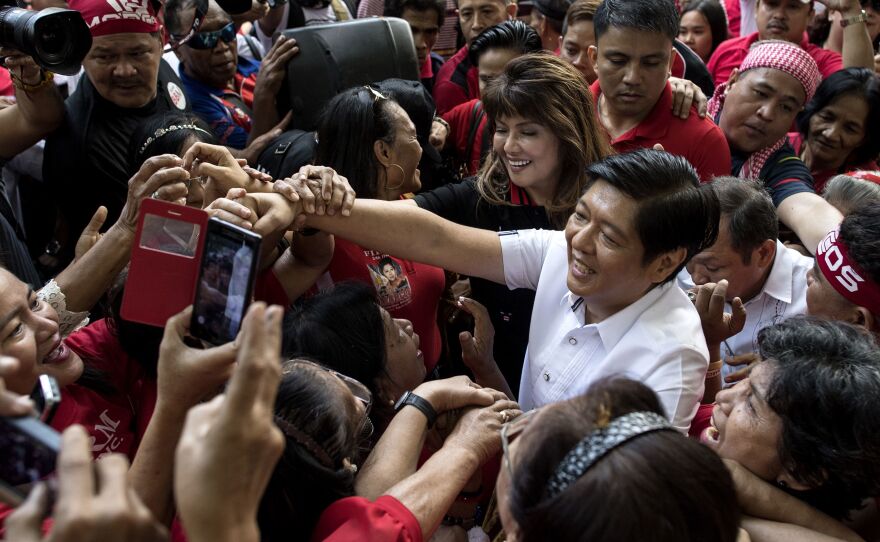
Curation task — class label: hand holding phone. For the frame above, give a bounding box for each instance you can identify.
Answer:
[191,218,262,345]
[0,415,60,506]
[5,425,169,542]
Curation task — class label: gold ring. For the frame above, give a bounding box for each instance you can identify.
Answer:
[501,411,509,424]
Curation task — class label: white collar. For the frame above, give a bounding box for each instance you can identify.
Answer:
[759,240,797,305]
[561,283,672,350]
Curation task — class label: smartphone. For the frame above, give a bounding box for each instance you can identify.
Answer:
[190,218,262,345]
[31,374,61,424]
[0,416,60,506]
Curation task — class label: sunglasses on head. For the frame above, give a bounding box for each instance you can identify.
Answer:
[186,22,236,50]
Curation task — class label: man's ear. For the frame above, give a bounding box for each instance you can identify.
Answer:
[726,68,740,90]
[587,44,599,71]
[506,1,518,19]
[755,239,777,269]
[854,306,877,334]
[649,247,687,284]
[667,46,676,75]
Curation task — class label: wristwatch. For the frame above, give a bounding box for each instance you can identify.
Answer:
[394,391,437,428]
[841,9,868,28]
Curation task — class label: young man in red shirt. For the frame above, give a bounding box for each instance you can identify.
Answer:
[708,0,875,83]
[432,0,517,114]
[587,0,731,182]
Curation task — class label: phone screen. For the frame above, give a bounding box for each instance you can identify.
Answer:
[0,416,60,505]
[191,218,261,345]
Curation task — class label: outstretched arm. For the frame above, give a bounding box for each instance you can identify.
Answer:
[304,198,507,284]
[777,193,843,255]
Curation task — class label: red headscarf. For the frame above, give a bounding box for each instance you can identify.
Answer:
[69,0,161,37]
[707,40,821,179]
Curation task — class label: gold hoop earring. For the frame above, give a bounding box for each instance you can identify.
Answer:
[385,163,407,191]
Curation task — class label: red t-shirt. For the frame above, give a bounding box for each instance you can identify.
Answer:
[321,239,445,373]
[53,319,157,461]
[707,32,843,85]
[433,46,480,115]
[786,132,880,194]
[442,98,490,177]
[591,80,732,182]
[311,496,422,542]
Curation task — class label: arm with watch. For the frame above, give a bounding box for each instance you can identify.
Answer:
[823,0,877,70]
[355,376,504,501]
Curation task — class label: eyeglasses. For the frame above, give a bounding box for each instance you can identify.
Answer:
[500,408,539,479]
[185,22,236,50]
[286,359,373,416]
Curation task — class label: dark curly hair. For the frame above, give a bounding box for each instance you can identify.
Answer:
[507,377,740,541]
[758,317,880,518]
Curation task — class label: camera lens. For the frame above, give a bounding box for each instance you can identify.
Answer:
[34,15,73,64]
[0,6,91,75]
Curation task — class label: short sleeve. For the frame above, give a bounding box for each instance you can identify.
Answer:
[500,229,557,291]
[311,496,422,542]
[760,148,815,207]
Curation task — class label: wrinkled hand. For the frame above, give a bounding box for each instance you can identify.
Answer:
[157,306,237,410]
[413,375,496,414]
[669,77,707,119]
[7,425,169,542]
[443,394,521,466]
[183,142,250,201]
[694,280,747,347]
[118,155,190,233]
[429,119,448,152]
[174,303,285,542]
[254,35,299,99]
[236,159,274,184]
[724,352,760,384]
[273,165,355,218]
[225,189,300,236]
[456,297,496,376]
[74,206,108,261]
[205,189,258,231]
[0,356,36,416]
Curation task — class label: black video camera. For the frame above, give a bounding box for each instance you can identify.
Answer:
[0,0,92,75]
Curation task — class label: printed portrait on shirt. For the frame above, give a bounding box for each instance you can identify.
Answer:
[367,256,412,309]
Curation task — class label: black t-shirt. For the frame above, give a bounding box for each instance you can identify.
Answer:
[44,60,190,263]
[414,179,552,396]
[731,141,814,207]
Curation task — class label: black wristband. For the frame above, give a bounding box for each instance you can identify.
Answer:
[394,391,437,428]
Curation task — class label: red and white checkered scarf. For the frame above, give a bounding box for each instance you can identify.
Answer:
[707,40,821,179]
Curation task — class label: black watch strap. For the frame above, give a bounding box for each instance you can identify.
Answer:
[394,391,437,428]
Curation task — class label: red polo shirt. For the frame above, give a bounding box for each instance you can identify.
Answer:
[708,31,843,85]
[433,45,480,115]
[590,80,731,182]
